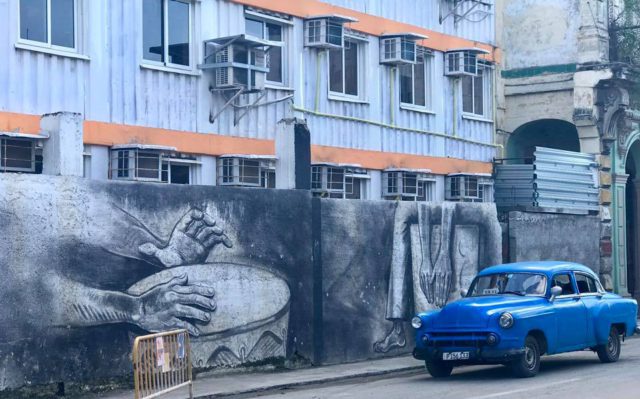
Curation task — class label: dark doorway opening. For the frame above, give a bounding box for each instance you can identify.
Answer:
[507,119,581,162]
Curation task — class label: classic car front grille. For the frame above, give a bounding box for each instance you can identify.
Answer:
[427,332,490,348]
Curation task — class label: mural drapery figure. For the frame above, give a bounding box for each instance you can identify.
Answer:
[374,202,502,353]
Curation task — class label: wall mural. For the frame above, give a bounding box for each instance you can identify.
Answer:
[318,201,501,364]
[0,175,501,390]
[0,175,313,389]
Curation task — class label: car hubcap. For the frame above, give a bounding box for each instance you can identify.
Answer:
[608,335,618,356]
[525,345,536,369]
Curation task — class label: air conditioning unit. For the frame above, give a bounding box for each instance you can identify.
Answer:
[444,48,489,77]
[304,15,358,49]
[379,33,427,65]
[199,35,270,92]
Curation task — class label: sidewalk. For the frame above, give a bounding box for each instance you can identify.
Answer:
[94,355,422,399]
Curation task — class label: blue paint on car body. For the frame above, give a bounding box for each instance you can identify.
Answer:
[412,261,639,377]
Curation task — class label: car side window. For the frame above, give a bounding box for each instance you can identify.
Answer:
[552,273,575,296]
[575,273,599,294]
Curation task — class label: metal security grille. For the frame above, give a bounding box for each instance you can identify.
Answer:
[0,138,38,173]
[133,330,192,399]
[382,171,436,202]
[217,157,275,188]
[494,146,599,211]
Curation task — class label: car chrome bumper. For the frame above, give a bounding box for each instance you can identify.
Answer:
[635,324,640,335]
[413,346,525,363]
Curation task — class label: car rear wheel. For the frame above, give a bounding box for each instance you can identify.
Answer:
[509,335,540,378]
[425,360,453,378]
[596,326,621,363]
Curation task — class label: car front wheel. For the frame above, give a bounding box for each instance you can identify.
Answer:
[509,335,540,378]
[425,360,453,378]
[596,327,621,363]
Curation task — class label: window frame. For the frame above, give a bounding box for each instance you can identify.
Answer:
[446,174,493,203]
[551,273,578,298]
[142,0,194,72]
[574,272,603,296]
[399,48,434,112]
[244,15,287,86]
[109,148,197,184]
[311,165,369,200]
[17,0,79,53]
[382,171,436,202]
[461,63,493,120]
[217,156,276,189]
[328,36,367,103]
[0,137,37,173]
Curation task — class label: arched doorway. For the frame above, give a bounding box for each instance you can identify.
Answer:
[506,119,581,160]
[624,141,640,300]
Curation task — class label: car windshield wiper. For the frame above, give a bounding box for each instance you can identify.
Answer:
[502,290,526,296]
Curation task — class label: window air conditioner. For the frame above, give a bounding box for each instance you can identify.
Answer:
[379,33,427,65]
[444,48,489,77]
[304,15,358,49]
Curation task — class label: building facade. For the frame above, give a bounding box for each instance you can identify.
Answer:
[498,0,640,300]
[0,0,499,203]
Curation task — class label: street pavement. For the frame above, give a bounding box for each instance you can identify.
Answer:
[252,337,640,399]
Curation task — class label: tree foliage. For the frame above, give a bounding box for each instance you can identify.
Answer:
[610,0,640,108]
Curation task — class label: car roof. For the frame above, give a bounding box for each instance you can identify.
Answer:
[477,261,597,278]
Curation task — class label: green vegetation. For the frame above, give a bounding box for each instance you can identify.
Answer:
[610,0,640,107]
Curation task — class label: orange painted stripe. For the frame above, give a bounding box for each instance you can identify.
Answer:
[0,111,41,134]
[83,120,275,156]
[311,145,492,175]
[0,111,492,174]
[232,0,500,63]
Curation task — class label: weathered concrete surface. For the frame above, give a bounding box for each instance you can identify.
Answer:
[0,174,502,391]
[506,211,600,272]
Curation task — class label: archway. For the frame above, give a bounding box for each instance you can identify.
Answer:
[506,119,581,161]
[625,141,640,300]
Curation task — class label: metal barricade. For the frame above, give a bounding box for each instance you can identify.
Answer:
[132,330,193,399]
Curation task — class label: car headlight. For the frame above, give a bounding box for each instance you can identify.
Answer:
[411,316,422,329]
[499,312,514,329]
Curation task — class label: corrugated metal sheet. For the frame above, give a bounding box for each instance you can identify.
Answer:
[494,147,599,211]
[325,0,496,45]
[0,0,497,164]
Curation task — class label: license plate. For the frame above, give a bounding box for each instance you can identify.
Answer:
[442,351,470,361]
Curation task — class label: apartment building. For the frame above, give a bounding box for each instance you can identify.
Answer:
[0,0,499,202]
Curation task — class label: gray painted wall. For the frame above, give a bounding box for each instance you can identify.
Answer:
[505,211,600,272]
[0,174,502,391]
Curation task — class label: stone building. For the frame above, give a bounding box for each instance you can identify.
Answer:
[498,0,640,300]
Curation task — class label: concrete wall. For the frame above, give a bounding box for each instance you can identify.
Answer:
[0,174,503,391]
[505,211,601,273]
[503,0,581,70]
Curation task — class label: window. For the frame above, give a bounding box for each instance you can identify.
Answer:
[468,273,547,297]
[462,65,491,117]
[19,0,76,49]
[446,175,493,203]
[0,138,38,173]
[245,17,285,84]
[383,171,436,202]
[575,273,600,294]
[552,274,576,296]
[311,165,368,199]
[217,157,276,188]
[329,39,360,97]
[400,50,432,109]
[110,149,195,183]
[143,0,192,68]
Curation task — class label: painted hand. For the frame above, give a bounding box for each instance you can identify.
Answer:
[133,274,216,337]
[139,209,233,268]
[419,260,452,308]
[432,261,452,308]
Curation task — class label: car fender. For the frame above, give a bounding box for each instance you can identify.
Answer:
[496,307,555,349]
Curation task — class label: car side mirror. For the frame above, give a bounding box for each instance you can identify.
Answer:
[549,286,562,302]
[460,289,468,297]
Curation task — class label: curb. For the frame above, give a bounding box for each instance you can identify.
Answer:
[192,365,424,398]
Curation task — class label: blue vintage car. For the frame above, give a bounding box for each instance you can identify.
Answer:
[412,261,639,378]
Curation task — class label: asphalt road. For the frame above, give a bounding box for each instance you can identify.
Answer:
[253,337,640,399]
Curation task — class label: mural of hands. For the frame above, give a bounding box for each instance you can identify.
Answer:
[132,273,216,337]
[139,209,233,268]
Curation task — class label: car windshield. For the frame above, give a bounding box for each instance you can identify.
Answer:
[468,273,547,297]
